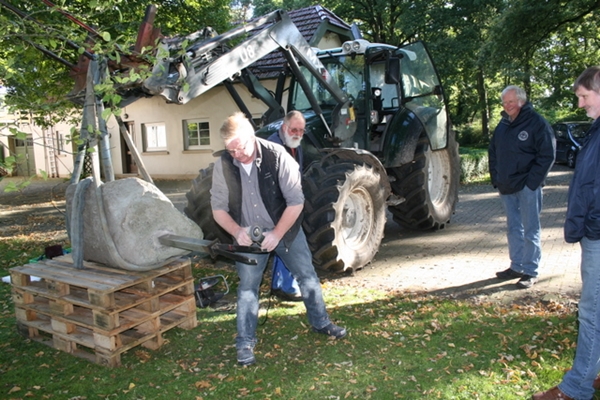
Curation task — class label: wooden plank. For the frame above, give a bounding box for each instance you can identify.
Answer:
[12,257,192,295]
[43,258,148,287]
[10,265,117,292]
[51,319,77,334]
[53,335,75,353]
[95,351,121,367]
[49,299,74,316]
[9,270,31,287]
[94,331,120,351]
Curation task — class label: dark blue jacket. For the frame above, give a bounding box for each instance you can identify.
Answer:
[564,118,600,243]
[488,102,556,194]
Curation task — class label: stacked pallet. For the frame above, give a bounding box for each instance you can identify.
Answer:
[10,255,197,367]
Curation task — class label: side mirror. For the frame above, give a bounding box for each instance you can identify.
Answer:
[385,57,400,84]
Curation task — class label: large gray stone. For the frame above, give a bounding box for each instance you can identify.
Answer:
[66,177,203,270]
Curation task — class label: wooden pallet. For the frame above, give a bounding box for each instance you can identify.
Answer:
[10,255,197,367]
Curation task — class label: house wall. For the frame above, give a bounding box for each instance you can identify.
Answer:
[110,81,278,179]
[319,32,343,49]
[0,117,76,179]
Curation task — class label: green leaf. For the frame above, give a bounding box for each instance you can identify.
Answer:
[101,108,113,121]
[101,32,111,42]
[3,181,19,193]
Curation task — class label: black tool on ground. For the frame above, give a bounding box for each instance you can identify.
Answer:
[158,234,268,265]
[194,274,229,308]
[45,244,64,259]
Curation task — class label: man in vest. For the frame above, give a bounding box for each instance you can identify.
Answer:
[267,111,305,302]
[210,112,347,366]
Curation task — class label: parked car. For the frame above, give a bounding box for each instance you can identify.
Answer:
[552,121,592,168]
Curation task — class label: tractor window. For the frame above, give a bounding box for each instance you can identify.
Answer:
[370,62,399,108]
[398,43,448,150]
[292,56,364,110]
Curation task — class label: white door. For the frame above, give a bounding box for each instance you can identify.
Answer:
[13,136,36,176]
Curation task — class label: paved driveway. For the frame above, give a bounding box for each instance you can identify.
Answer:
[342,164,581,302]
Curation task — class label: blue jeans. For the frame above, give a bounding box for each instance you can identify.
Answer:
[500,186,543,277]
[559,237,600,400]
[235,229,331,350]
[271,255,301,295]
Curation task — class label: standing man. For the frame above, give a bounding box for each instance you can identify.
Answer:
[210,112,347,366]
[489,85,555,289]
[267,110,305,302]
[532,67,600,400]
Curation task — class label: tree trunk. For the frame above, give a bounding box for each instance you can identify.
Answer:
[476,67,489,138]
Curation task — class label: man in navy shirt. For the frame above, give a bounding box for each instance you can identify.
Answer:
[489,85,555,289]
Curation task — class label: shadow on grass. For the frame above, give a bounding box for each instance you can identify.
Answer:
[0,267,590,400]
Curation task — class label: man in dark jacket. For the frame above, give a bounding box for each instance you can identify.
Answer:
[210,112,346,367]
[532,67,600,400]
[489,85,555,289]
[267,111,305,302]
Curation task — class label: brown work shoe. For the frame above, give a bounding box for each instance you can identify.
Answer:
[594,375,600,390]
[531,386,573,400]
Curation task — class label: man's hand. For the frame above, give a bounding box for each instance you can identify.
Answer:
[261,230,283,252]
[234,226,253,246]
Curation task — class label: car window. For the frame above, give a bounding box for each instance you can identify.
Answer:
[553,125,567,139]
[571,124,591,139]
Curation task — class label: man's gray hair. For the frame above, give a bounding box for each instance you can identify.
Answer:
[283,110,305,124]
[501,85,527,103]
[574,66,600,93]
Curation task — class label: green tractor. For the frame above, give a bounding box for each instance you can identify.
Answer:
[184,33,459,273]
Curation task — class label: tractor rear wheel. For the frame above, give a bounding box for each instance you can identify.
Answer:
[388,130,460,230]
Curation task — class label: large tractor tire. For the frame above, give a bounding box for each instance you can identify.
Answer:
[302,160,387,273]
[183,164,232,244]
[388,130,460,230]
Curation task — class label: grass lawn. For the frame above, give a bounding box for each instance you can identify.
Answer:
[0,231,590,399]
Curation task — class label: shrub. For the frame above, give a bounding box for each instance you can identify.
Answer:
[459,148,489,184]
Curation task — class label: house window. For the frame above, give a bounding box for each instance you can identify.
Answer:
[15,137,34,147]
[142,122,167,151]
[183,120,210,150]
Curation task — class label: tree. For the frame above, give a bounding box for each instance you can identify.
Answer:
[0,0,232,116]
[0,0,233,185]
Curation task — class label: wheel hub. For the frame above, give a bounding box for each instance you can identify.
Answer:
[341,188,373,247]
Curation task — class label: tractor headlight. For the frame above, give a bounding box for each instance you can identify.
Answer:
[341,39,369,54]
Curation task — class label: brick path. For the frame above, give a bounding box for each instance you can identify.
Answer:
[343,163,582,303]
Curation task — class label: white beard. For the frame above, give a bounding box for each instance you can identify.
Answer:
[283,133,302,149]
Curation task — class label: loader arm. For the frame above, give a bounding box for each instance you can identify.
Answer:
[143,9,354,137]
